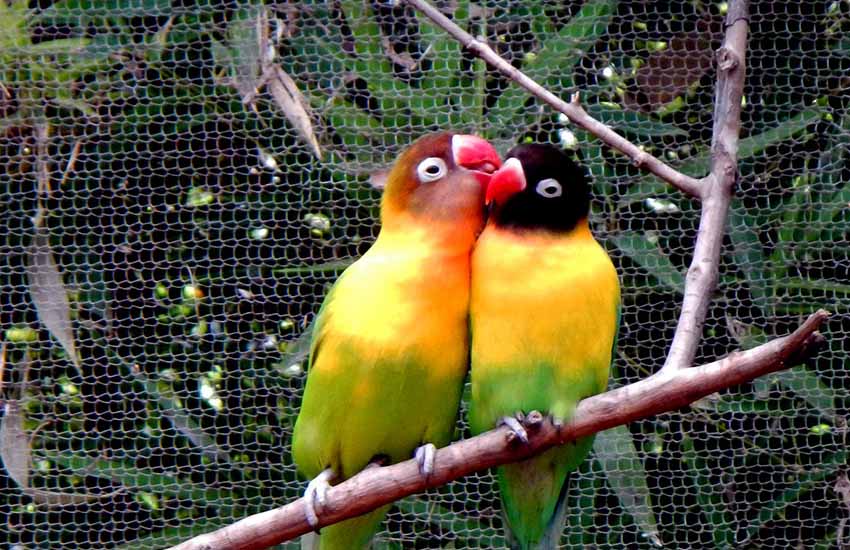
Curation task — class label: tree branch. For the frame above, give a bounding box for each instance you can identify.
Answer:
[168,309,828,550]
[662,1,749,372]
[402,0,702,198]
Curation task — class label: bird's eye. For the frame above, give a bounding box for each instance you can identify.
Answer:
[535,178,563,198]
[416,157,448,183]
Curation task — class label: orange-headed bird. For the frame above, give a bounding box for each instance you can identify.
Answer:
[293,132,501,549]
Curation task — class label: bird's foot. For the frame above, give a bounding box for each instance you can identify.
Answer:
[304,468,334,530]
[366,455,389,469]
[414,443,436,477]
[550,414,565,432]
[499,414,529,444]
[524,410,545,430]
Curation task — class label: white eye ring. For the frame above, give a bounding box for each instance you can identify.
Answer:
[416,157,448,183]
[535,178,562,198]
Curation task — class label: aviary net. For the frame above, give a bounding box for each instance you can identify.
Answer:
[1,0,848,548]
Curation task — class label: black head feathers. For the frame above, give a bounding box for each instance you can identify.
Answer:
[490,143,591,233]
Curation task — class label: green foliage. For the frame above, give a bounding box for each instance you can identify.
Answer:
[1,0,848,548]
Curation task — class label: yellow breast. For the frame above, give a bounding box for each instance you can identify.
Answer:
[321,223,473,368]
[471,221,620,393]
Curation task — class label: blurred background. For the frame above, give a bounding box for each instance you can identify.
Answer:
[1,0,848,547]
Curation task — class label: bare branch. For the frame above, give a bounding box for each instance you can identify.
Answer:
[662,0,749,372]
[168,309,828,550]
[402,0,702,198]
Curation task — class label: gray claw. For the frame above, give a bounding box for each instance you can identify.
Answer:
[415,443,436,477]
[499,415,528,444]
[525,410,544,428]
[304,468,334,529]
[551,416,565,432]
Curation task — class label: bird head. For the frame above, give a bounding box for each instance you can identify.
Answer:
[485,143,590,232]
[381,133,501,231]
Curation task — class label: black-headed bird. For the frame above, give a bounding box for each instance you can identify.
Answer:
[469,143,620,550]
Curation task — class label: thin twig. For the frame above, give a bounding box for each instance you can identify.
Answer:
[402,0,703,198]
[662,0,749,372]
[168,310,829,550]
[57,139,82,189]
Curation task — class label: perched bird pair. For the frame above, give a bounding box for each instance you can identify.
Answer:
[292,132,620,550]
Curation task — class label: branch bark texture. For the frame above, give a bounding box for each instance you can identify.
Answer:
[168,310,828,550]
[402,0,702,198]
[662,1,749,372]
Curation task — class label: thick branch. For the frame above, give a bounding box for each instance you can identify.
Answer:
[662,0,749,372]
[402,0,702,198]
[168,309,828,550]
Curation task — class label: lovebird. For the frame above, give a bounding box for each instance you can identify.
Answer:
[469,144,620,550]
[292,132,501,550]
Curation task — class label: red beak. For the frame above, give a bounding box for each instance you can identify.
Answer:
[486,157,526,205]
[451,134,502,189]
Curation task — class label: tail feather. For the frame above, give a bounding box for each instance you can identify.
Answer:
[535,471,572,550]
[299,505,390,550]
[500,436,594,550]
[504,474,571,550]
[300,531,319,550]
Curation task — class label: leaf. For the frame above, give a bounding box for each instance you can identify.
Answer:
[21,37,89,56]
[278,316,317,374]
[337,0,411,121]
[490,0,617,131]
[810,119,850,229]
[415,15,461,121]
[0,402,32,490]
[737,108,822,160]
[0,0,27,51]
[681,436,735,549]
[225,6,264,100]
[125,365,233,463]
[728,201,769,314]
[266,66,322,159]
[272,259,354,276]
[594,425,661,546]
[37,0,171,23]
[50,96,98,118]
[777,277,850,295]
[771,367,838,421]
[726,320,837,420]
[43,451,234,509]
[614,232,685,293]
[1,401,104,506]
[691,392,786,416]
[621,107,824,205]
[587,103,688,137]
[739,449,846,546]
[215,6,320,159]
[27,227,79,368]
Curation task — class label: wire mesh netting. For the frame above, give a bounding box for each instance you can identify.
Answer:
[1,0,849,548]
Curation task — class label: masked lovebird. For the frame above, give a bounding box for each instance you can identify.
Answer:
[469,143,620,550]
[292,132,501,550]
